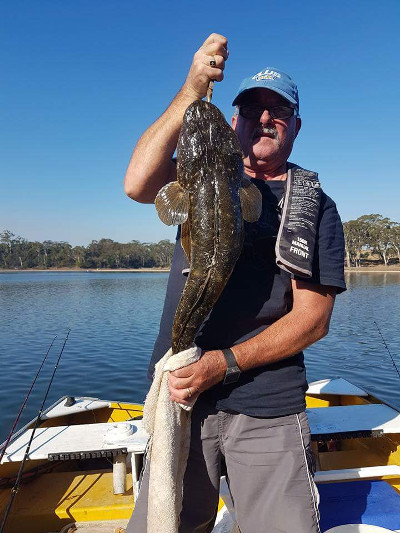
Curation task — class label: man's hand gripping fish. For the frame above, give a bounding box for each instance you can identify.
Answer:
[142,100,262,533]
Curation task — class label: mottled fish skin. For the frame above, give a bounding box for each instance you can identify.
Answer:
[172,100,244,354]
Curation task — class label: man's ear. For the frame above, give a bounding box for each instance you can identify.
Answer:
[295,117,302,137]
[231,114,237,130]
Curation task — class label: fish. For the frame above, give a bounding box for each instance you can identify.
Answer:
[155,100,262,354]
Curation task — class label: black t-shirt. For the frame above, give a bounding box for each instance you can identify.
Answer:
[149,176,346,417]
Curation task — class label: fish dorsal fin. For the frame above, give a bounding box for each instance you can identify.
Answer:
[239,178,262,223]
[155,181,190,226]
[180,220,191,263]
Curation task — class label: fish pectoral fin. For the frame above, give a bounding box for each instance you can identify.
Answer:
[155,181,190,226]
[180,220,191,263]
[240,178,263,223]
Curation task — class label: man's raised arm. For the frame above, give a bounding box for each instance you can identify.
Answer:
[123,33,229,204]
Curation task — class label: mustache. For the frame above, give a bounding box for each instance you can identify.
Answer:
[252,126,279,140]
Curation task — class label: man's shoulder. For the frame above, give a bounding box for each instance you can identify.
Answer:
[320,190,340,218]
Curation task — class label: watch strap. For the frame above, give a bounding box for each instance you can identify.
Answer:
[222,348,241,385]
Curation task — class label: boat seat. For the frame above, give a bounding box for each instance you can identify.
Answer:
[318,480,400,532]
[1,420,149,499]
[315,466,400,483]
[1,421,148,463]
[307,404,400,441]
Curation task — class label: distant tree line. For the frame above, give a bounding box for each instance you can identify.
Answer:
[0,230,175,270]
[2,214,399,270]
[343,214,400,267]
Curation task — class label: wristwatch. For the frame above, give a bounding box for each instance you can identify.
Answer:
[222,348,241,385]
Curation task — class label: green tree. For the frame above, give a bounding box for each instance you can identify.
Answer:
[72,245,86,268]
[13,236,31,268]
[84,240,100,268]
[358,214,393,266]
[0,230,16,268]
[122,240,143,268]
[343,219,369,267]
[150,240,175,267]
[389,223,400,264]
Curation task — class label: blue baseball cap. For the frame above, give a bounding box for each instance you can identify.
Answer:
[232,67,299,112]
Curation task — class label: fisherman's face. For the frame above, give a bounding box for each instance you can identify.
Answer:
[232,88,301,174]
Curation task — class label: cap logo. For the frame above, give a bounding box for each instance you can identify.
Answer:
[252,69,281,82]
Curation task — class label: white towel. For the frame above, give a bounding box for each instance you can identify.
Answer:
[142,345,202,533]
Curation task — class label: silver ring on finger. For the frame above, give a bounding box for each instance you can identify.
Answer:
[210,56,216,67]
[186,387,192,398]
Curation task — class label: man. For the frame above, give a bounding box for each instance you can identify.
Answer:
[124,33,346,533]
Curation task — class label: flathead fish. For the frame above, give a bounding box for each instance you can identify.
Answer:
[155,100,262,354]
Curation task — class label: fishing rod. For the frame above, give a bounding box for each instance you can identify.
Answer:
[0,329,71,533]
[206,58,217,102]
[374,321,400,380]
[0,335,57,465]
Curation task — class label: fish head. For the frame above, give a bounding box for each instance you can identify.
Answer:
[177,100,244,192]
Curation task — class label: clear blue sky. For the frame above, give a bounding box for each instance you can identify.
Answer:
[1,0,399,246]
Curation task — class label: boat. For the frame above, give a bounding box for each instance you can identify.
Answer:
[1,378,400,532]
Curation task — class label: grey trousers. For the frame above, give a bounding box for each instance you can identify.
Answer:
[126,397,320,533]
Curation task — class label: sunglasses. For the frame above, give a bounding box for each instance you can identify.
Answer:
[239,104,297,121]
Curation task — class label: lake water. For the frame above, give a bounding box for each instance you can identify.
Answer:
[0,271,399,440]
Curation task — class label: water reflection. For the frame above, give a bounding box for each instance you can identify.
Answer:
[345,271,400,288]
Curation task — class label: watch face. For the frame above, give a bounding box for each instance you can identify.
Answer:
[221,348,241,385]
[223,367,241,385]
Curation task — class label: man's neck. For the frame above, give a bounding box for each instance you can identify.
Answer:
[244,162,288,181]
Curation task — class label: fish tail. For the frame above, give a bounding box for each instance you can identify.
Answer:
[172,265,232,354]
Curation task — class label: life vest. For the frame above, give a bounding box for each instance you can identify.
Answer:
[275,164,322,278]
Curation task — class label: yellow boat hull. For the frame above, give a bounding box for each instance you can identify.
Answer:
[1,384,400,532]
